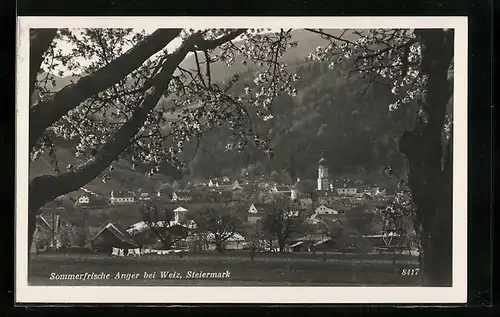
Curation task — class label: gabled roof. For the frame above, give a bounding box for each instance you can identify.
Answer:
[241,184,257,191]
[173,191,192,198]
[250,203,273,214]
[288,241,305,248]
[313,237,333,246]
[274,186,291,192]
[318,212,341,219]
[174,206,188,212]
[92,222,139,247]
[335,180,359,189]
[113,190,136,197]
[36,215,53,231]
[318,217,344,229]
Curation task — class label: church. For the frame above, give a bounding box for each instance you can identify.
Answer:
[317,151,330,192]
[289,151,337,205]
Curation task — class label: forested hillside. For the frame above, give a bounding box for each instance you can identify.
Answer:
[185,58,416,185]
[31,29,416,192]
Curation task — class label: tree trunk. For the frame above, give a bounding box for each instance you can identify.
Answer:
[26,30,248,260]
[399,29,454,286]
[278,237,287,253]
[215,242,224,253]
[26,39,198,260]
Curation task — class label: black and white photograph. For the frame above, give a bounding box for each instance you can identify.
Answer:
[16,17,467,303]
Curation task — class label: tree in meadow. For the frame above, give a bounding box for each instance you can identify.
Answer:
[261,196,307,252]
[139,202,189,249]
[192,206,240,253]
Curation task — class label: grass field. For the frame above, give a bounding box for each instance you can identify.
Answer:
[29,251,422,286]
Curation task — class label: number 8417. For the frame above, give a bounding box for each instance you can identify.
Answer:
[401,268,420,276]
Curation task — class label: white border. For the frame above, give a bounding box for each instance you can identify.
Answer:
[16,16,468,304]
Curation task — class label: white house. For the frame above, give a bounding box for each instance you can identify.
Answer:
[139,192,151,200]
[247,203,270,224]
[336,187,359,196]
[76,195,90,205]
[315,204,339,215]
[231,181,243,191]
[272,185,291,195]
[171,191,193,202]
[206,232,246,251]
[173,206,188,222]
[110,191,136,205]
[335,181,360,196]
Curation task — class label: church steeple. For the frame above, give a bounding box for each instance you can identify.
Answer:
[290,177,301,200]
[319,150,327,165]
[317,151,329,191]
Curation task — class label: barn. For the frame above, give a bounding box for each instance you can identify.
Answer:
[90,223,139,252]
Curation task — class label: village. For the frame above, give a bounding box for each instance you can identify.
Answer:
[32,153,409,257]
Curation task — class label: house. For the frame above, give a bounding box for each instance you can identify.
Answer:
[91,222,139,251]
[317,195,338,205]
[313,237,343,252]
[335,181,360,196]
[315,204,340,215]
[156,183,173,199]
[137,190,152,201]
[171,191,193,202]
[125,219,197,248]
[73,192,107,208]
[173,206,188,222]
[272,185,291,195]
[206,232,246,251]
[140,192,151,200]
[286,233,325,252]
[75,194,90,205]
[336,187,359,196]
[126,219,197,236]
[247,203,272,224]
[30,215,62,253]
[110,191,136,205]
[208,177,232,188]
[231,181,243,191]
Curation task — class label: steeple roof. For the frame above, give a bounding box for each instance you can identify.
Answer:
[319,151,327,165]
[291,177,301,190]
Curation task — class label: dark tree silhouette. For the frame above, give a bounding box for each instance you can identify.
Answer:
[192,206,239,253]
[261,196,307,252]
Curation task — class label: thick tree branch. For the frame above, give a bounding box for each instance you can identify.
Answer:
[304,28,358,47]
[193,29,248,51]
[28,29,248,212]
[30,29,58,99]
[29,39,192,211]
[29,28,182,151]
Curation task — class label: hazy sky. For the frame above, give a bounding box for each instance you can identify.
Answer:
[48,28,178,75]
[46,28,278,76]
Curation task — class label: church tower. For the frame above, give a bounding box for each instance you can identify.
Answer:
[317,151,329,191]
[291,177,301,200]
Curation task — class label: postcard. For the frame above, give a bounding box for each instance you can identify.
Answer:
[16,16,467,303]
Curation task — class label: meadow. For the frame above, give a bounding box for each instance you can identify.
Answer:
[29,251,422,286]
